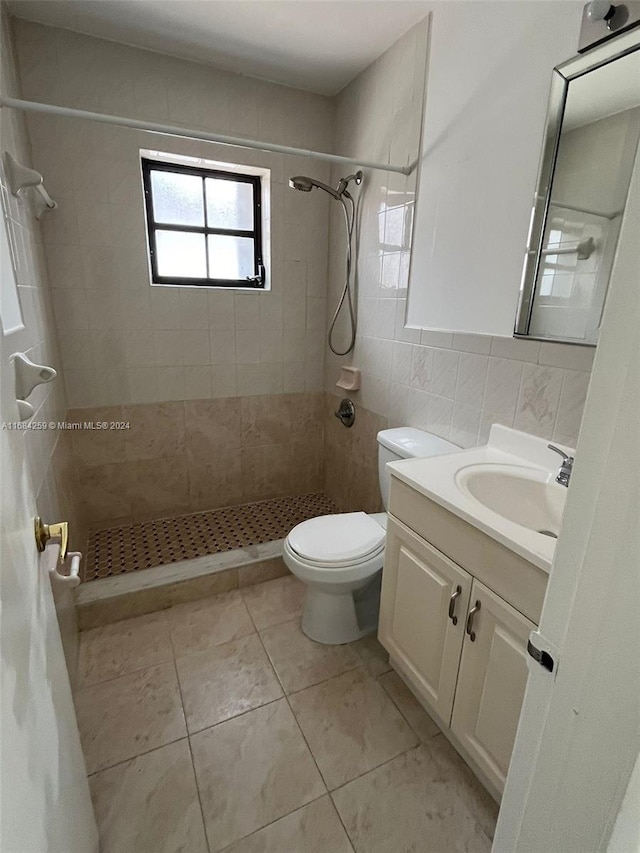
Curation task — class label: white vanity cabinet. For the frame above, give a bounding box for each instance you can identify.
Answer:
[379,478,546,800]
[380,516,472,723]
[450,579,535,795]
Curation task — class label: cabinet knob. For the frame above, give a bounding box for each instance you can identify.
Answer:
[466,600,481,641]
[448,585,462,625]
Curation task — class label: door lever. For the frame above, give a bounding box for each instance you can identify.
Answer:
[34,516,68,564]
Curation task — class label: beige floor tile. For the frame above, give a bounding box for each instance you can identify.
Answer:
[289,669,418,789]
[176,634,283,733]
[191,699,325,852]
[428,734,500,839]
[241,575,306,630]
[260,619,361,694]
[379,670,440,742]
[332,746,493,853]
[350,635,391,676]
[169,590,255,656]
[222,796,354,853]
[89,739,208,853]
[76,662,186,773]
[78,611,173,687]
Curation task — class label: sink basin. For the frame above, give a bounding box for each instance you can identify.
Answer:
[455,464,566,537]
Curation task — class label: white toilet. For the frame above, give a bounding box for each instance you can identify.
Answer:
[283,427,459,644]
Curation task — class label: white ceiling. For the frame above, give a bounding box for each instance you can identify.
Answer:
[8,0,430,94]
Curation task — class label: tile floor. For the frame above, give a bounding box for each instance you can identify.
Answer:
[76,574,498,853]
[84,493,340,580]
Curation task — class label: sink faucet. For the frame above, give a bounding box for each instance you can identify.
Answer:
[548,445,574,487]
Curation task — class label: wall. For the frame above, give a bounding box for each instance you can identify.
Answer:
[12,18,334,529]
[324,6,595,513]
[0,10,98,851]
[0,14,85,546]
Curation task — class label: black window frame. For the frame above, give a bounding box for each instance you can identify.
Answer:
[141,157,265,289]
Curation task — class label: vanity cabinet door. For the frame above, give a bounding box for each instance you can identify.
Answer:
[379,516,472,725]
[451,579,535,796]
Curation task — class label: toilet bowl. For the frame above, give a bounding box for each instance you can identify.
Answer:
[284,428,460,644]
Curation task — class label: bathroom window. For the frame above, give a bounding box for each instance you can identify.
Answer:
[141,156,266,288]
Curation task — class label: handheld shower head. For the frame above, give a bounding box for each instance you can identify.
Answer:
[289,175,342,200]
[289,176,314,193]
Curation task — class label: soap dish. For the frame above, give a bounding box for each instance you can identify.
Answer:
[336,366,361,391]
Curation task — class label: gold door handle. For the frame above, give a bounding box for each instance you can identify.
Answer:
[34,516,68,563]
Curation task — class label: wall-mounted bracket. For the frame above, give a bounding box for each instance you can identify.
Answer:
[2,151,57,219]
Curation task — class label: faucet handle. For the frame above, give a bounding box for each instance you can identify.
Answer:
[547,444,573,464]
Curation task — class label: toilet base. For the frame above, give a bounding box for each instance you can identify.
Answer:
[301,573,381,645]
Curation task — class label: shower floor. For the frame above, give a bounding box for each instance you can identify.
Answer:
[84,493,340,582]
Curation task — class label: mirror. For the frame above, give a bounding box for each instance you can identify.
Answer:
[515,34,640,346]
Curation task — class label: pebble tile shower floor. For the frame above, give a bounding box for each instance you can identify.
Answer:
[77,575,499,852]
[84,493,340,582]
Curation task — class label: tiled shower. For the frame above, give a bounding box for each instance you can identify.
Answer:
[7,14,592,589]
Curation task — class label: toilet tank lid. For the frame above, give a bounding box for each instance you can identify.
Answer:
[377,428,459,459]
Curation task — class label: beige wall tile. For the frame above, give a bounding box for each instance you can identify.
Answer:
[14,19,333,410]
[238,557,289,588]
[123,402,185,461]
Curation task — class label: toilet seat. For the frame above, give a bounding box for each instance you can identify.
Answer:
[287,512,386,567]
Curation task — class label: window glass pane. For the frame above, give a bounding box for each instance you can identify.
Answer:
[156,230,206,278]
[205,178,254,230]
[207,234,254,280]
[151,170,204,226]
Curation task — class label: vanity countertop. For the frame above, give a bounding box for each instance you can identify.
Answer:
[387,425,574,573]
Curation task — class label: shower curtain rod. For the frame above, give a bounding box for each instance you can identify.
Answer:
[0,97,416,176]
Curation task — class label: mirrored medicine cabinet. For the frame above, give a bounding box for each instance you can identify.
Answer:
[515,31,640,346]
[406,16,640,347]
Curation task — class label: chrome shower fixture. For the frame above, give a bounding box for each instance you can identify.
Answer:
[288,170,363,356]
[289,171,362,200]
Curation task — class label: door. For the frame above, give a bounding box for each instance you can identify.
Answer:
[0,350,97,846]
[379,516,472,724]
[451,579,535,796]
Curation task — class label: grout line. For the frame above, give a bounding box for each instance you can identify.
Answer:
[76,654,175,693]
[87,733,188,778]
[171,641,214,853]
[185,695,284,739]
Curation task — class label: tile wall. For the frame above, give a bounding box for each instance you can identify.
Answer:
[69,393,324,529]
[323,18,595,511]
[12,18,334,406]
[11,17,336,531]
[0,10,84,546]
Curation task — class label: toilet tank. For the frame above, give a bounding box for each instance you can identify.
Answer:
[376,428,459,511]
